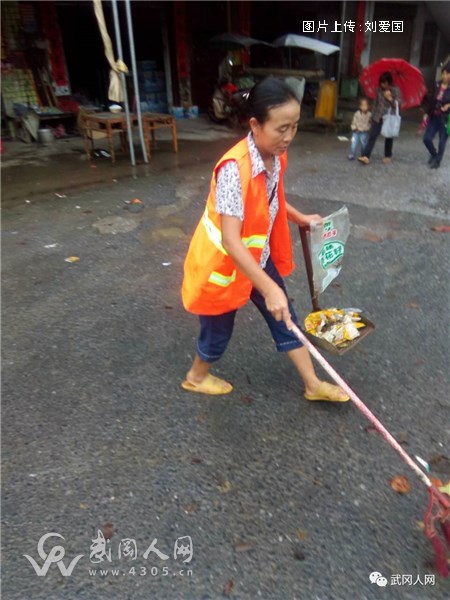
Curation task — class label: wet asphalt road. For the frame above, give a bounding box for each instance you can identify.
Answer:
[2,124,450,600]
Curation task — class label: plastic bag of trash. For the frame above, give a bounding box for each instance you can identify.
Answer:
[310,206,350,294]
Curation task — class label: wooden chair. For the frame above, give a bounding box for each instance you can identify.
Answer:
[141,113,178,159]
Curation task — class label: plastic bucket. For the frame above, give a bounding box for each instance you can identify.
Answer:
[186,106,199,119]
[170,106,185,119]
[38,129,54,144]
[314,81,337,123]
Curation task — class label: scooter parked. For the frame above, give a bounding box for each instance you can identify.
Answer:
[207,80,250,128]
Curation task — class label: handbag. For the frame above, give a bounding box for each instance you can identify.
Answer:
[381,101,401,138]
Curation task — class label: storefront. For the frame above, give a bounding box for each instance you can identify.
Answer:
[2,0,449,141]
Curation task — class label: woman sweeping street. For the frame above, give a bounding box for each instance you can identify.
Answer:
[181,78,349,402]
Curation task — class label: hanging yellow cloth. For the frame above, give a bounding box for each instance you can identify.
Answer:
[92,0,128,102]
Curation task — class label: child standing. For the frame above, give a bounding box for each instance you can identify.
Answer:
[349,98,371,160]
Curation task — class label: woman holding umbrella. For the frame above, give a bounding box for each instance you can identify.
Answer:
[422,61,450,169]
[358,71,402,165]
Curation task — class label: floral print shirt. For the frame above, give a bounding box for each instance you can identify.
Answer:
[215,132,281,268]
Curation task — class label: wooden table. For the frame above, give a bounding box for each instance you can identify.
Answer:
[80,111,138,163]
[80,111,178,163]
[141,112,178,159]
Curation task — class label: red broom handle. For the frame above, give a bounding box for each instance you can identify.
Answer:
[290,323,433,490]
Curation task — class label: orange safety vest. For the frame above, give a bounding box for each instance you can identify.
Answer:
[182,137,295,315]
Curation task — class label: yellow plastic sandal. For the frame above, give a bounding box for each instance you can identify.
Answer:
[181,374,233,395]
[304,381,349,402]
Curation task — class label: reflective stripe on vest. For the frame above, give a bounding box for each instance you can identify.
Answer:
[202,208,227,255]
[208,269,237,287]
[202,208,267,253]
[243,234,266,249]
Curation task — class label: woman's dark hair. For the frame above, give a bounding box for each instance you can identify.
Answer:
[246,77,299,123]
[379,71,393,86]
[442,61,450,73]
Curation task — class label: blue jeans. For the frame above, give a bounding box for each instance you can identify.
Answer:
[350,131,368,156]
[423,114,449,163]
[196,256,303,362]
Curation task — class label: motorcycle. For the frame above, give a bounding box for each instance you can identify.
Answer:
[207,80,250,128]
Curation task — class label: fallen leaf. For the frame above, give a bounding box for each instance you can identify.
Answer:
[90,164,97,169]
[430,477,444,487]
[364,425,378,434]
[397,432,409,445]
[64,256,80,263]
[183,503,198,514]
[102,522,114,540]
[390,475,411,494]
[241,394,253,404]
[405,302,420,309]
[416,520,424,530]
[164,305,174,310]
[196,413,207,423]
[234,541,254,553]
[79,503,87,510]
[362,231,383,243]
[429,454,450,475]
[217,478,232,493]
[296,529,308,541]
[293,545,305,560]
[190,457,202,464]
[431,225,450,233]
[223,579,234,596]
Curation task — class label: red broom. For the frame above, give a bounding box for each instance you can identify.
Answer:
[290,323,450,577]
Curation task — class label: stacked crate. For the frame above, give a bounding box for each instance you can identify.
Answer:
[137,61,168,113]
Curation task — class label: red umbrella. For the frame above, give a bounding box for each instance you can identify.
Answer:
[359,58,427,110]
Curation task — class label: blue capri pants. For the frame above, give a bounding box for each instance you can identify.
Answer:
[196,256,303,362]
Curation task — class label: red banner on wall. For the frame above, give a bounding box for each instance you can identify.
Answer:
[174,0,189,79]
[238,0,251,37]
[352,0,366,76]
[39,0,70,95]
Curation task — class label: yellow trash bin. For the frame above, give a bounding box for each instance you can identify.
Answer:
[314,80,337,122]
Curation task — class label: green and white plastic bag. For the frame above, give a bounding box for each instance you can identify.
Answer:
[310,206,350,295]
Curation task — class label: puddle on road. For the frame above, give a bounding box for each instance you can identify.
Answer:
[1,138,232,207]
